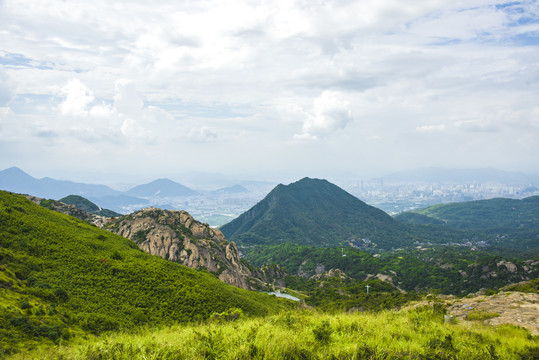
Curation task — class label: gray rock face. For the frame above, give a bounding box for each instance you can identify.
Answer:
[106,207,283,290]
[497,261,518,273]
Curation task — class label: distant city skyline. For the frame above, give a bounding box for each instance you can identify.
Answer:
[1,1,538,182]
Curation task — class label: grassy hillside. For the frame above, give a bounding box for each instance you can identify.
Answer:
[11,307,539,359]
[396,196,539,231]
[395,196,539,251]
[0,191,291,356]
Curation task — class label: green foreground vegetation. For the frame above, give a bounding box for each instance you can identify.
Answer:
[0,191,290,356]
[2,190,539,358]
[9,306,539,360]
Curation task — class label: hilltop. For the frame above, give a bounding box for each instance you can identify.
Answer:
[125,178,198,197]
[395,196,539,251]
[395,196,539,231]
[220,177,412,248]
[59,195,122,217]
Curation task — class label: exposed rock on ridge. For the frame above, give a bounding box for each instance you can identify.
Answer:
[105,207,284,290]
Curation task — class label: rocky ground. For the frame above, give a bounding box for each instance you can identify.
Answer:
[446,291,539,335]
[411,291,539,336]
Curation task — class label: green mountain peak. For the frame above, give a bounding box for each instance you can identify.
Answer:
[220,178,409,248]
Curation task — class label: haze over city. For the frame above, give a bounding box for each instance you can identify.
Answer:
[1,1,539,185]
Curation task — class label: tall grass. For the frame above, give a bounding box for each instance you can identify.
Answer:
[10,305,538,360]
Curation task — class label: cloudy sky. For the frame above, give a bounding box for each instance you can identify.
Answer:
[1,0,538,184]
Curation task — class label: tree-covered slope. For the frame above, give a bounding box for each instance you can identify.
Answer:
[244,244,538,295]
[0,191,291,355]
[394,196,539,251]
[220,178,413,248]
[395,196,539,231]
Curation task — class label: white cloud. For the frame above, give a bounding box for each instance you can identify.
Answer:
[1,0,539,177]
[54,78,176,143]
[295,91,354,140]
[186,126,218,142]
[59,79,95,116]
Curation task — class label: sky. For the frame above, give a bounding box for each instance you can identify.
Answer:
[1,0,539,184]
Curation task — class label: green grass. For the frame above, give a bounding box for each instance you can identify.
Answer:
[466,311,500,321]
[9,307,538,359]
[0,191,292,356]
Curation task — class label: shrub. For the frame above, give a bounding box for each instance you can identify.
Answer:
[54,288,69,302]
[79,314,120,334]
[312,320,332,345]
[209,308,243,323]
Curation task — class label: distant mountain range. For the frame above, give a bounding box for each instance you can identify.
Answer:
[0,167,121,199]
[220,177,414,248]
[0,167,202,213]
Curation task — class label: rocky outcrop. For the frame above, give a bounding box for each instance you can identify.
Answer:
[310,269,350,281]
[497,260,517,273]
[406,291,539,335]
[448,292,539,335]
[105,207,285,290]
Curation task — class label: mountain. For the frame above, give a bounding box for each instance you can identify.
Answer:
[0,191,291,351]
[59,195,122,217]
[212,184,249,194]
[395,196,539,231]
[0,167,120,199]
[125,178,198,197]
[220,177,413,248]
[104,207,286,290]
[394,196,539,251]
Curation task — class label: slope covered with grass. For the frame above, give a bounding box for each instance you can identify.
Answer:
[11,306,539,359]
[396,196,539,231]
[0,191,291,356]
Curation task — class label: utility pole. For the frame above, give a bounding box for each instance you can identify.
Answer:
[365,285,370,294]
